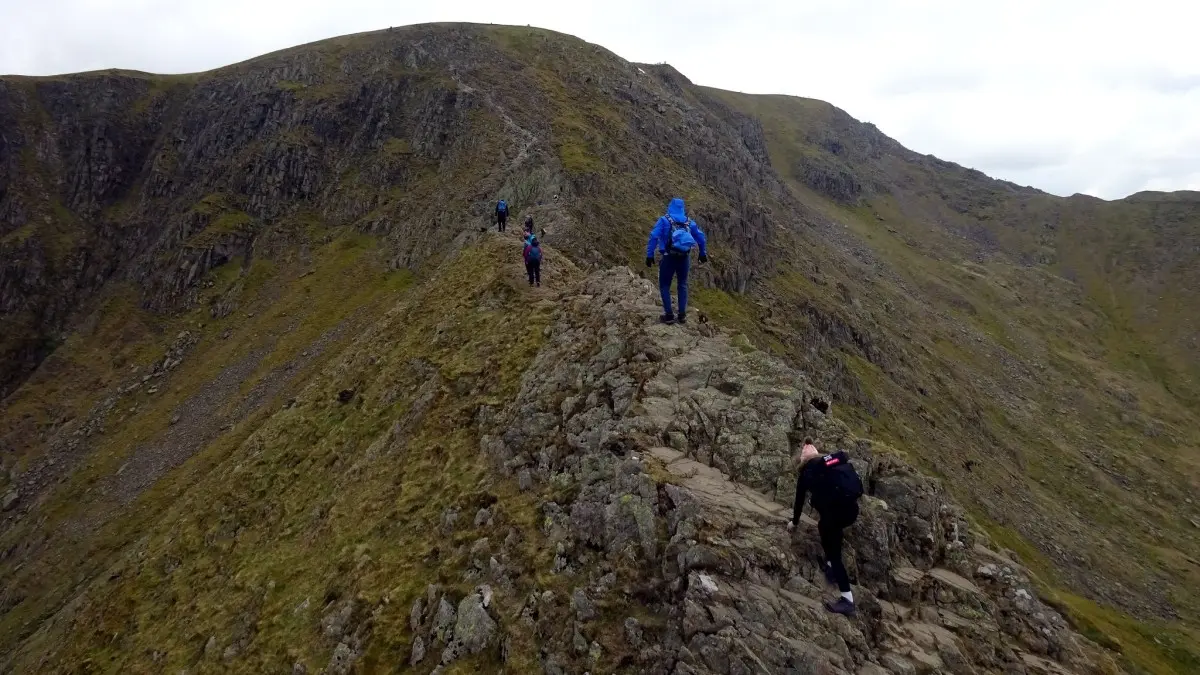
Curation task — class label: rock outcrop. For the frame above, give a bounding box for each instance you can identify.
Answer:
[473,267,1115,674]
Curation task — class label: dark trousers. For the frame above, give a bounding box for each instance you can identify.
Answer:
[497,213,507,231]
[526,259,541,285]
[818,506,857,593]
[658,253,690,317]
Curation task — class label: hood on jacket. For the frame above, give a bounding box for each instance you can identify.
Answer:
[666,197,688,223]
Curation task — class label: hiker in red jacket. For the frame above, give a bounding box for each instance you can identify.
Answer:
[523,235,542,287]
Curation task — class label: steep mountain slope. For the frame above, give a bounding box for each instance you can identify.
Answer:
[1,22,1197,674]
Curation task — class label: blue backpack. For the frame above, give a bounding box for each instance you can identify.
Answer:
[667,216,696,253]
[528,243,542,262]
[497,200,508,215]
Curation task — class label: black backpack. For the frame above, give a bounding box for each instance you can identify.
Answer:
[821,453,864,503]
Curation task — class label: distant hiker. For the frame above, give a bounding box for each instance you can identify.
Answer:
[496,199,509,232]
[789,440,864,617]
[524,235,542,287]
[645,197,708,324]
[523,214,534,239]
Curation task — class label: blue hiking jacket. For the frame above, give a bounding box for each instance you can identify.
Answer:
[646,198,708,258]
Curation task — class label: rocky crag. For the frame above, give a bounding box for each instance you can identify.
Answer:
[457,265,1116,675]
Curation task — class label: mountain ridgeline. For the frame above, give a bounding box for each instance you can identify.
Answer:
[1,23,1197,675]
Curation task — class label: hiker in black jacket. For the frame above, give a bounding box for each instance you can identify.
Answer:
[789,439,864,616]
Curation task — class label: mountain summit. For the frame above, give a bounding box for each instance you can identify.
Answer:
[1,23,1197,674]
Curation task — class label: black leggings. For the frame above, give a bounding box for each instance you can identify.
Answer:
[497,213,508,231]
[526,259,541,285]
[819,513,854,593]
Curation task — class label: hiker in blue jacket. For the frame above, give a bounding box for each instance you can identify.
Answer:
[495,199,509,232]
[645,198,708,324]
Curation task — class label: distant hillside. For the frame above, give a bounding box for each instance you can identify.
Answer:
[1,22,1197,674]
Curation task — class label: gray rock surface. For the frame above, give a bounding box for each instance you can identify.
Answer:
[440,589,498,665]
[462,267,1113,674]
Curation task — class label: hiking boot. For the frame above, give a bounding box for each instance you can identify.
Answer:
[677,313,687,324]
[824,598,856,617]
[659,313,676,324]
[822,562,837,586]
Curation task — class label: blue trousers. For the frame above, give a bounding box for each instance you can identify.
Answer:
[658,253,690,317]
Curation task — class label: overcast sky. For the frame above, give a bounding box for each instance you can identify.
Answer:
[2,0,1197,199]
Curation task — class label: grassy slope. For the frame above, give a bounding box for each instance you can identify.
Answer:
[698,89,1200,675]
[2,235,585,673]
[1,227,408,649]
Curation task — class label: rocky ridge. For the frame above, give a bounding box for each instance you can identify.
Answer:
[403,265,1116,674]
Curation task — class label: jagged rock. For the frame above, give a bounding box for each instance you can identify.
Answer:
[624,617,643,647]
[470,267,1115,675]
[474,507,492,527]
[880,652,918,675]
[470,537,490,569]
[939,642,978,675]
[321,600,354,640]
[571,587,597,621]
[410,635,426,665]
[324,642,355,675]
[1,489,17,511]
[488,556,506,582]
[432,596,456,644]
[440,590,497,664]
[572,627,588,654]
[410,597,425,632]
[292,662,307,675]
[440,507,460,532]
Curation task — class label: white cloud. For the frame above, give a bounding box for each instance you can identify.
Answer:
[1,0,1197,199]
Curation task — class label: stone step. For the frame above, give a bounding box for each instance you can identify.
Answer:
[647,446,814,524]
[928,567,982,596]
[902,621,960,651]
[878,599,913,623]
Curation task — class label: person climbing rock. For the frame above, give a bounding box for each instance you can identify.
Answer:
[496,199,509,232]
[524,235,542,287]
[645,197,708,324]
[523,214,535,240]
[789,440,864,617]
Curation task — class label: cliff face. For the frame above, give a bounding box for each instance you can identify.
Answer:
[1,22,1198,675]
